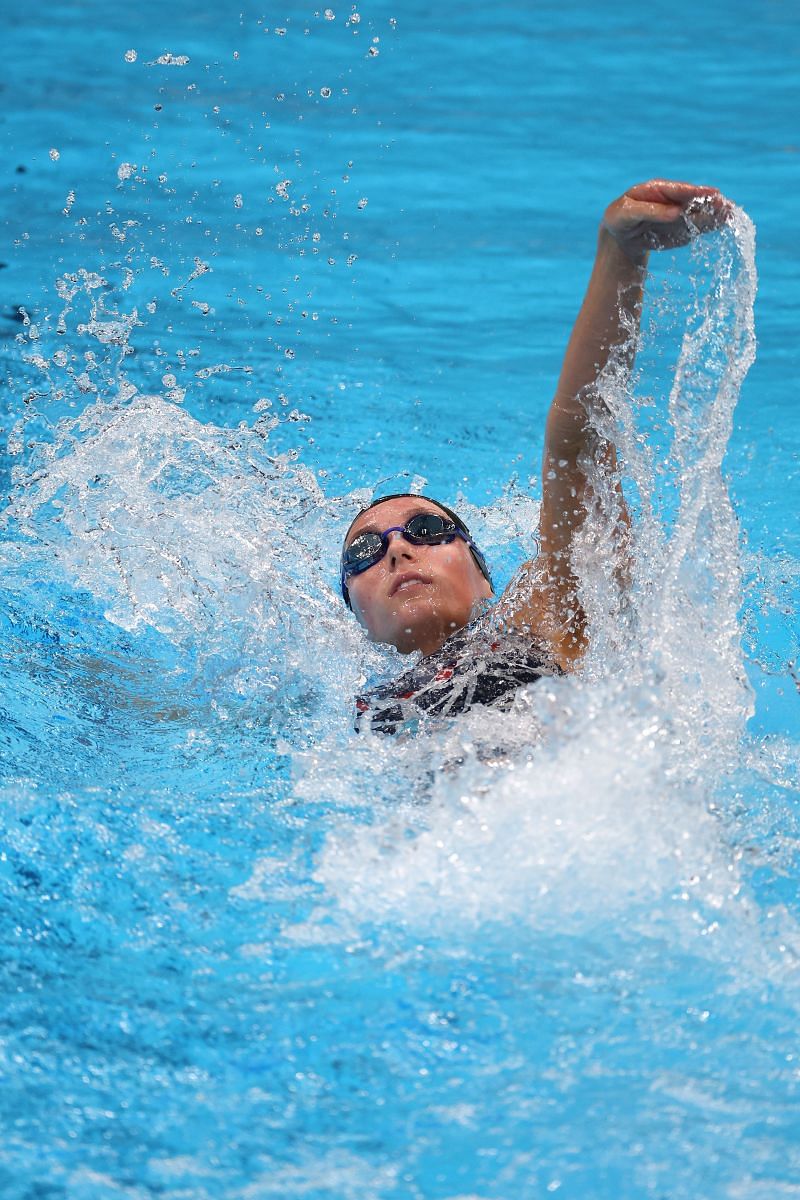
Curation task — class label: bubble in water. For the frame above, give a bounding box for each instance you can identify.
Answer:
[357,197,368,209]
[320,87,332,99]
[49,148,60,161]
[124,49,137,62]
[162,374,177,388]
[324,8,335,18]
[117,162,136,182]
[233,194,243,209]
[153,53,190,65]
[75,372,95,393]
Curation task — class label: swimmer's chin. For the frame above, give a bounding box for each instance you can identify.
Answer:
[365,598,494,658]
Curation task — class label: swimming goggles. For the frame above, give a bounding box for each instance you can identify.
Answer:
[340,510,491,605]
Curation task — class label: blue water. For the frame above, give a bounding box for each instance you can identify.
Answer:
[2,2,799,1198]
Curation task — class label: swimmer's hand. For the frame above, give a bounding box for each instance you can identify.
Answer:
[602,179,732,263]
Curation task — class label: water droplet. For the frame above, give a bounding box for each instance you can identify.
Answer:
[324,8,335,18]
[274,27,287,36]
[162,373,177,388]
[233,193,243,208]
[347,254,357,266]
[49,148,60,162]
[367,45,379,56]
[52,350,68,367]
[124,49,137,63]
[357,197,368,209]
[320,86,332,99]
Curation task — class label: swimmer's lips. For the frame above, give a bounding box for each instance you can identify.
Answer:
[388,572,433,599]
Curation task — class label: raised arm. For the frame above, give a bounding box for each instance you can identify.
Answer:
[500,180,732,667]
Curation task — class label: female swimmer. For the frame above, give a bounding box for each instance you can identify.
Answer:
[339,180,732,733]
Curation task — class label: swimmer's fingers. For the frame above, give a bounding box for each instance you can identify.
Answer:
[603,180,733,259]
[683,190,734,235]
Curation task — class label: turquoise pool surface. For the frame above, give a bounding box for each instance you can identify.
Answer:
[1,2,799,1197]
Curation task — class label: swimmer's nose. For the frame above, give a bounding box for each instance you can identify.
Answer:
[386,529,416,567]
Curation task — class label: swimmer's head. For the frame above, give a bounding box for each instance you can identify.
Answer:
[341,493,493,655]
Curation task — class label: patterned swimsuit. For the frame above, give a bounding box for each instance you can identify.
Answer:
[355,614,561,736]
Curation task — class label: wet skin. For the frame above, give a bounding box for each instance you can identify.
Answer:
[344,497,493,656]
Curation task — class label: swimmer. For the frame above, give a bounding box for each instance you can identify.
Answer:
[341,180,732,734]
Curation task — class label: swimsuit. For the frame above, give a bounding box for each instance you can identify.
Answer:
[355,613,561,736]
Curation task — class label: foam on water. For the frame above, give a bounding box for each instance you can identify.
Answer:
[2,401,387,745]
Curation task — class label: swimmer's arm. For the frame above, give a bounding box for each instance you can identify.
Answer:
[501,180,732,668]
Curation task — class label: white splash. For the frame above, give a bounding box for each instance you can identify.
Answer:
[303,212,787,972]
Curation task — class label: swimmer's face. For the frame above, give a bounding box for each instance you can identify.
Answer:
[344,497,493,655]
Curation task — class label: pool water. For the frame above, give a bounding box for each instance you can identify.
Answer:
[1,2,799,1197]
